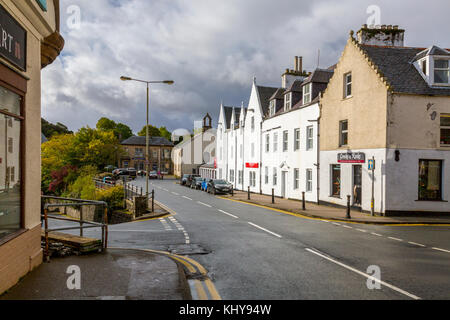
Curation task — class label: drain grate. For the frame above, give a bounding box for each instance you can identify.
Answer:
[168,244,210,255]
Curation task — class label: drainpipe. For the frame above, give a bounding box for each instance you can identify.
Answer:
[259,120,263,194]
[317,97,322,205]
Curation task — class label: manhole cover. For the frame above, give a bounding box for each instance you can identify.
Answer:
[168,244,210,255]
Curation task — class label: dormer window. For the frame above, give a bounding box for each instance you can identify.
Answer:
[434,59,449,85]
[303,83,311,105]
[284,93,291,111]
[421,59,427,75]
[269,100,276,116]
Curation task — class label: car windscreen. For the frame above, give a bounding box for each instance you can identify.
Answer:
[213,180,228,184]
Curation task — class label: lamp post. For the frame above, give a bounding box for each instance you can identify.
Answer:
[120,76,174,201]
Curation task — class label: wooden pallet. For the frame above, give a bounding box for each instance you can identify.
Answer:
[41,231,103,253]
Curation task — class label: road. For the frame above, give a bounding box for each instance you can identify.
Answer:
[65,177,450,300]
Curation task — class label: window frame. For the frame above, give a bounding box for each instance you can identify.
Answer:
[284,93,291,111]
[339,120,349,147]
[294,169,300,190]
[331,164,341,198]
[294,128,301,151]
[273,168,278,186]
[434,58,450,85]
[303,83,311,105]
[273,132,278,152]
[283,131,289,152]
[269,100,276,116]
[306,169,313,192]
[306,126,314,151]
[265,134,270,153]
[418,159,443,201]
[344,72,352,98]
[0,78,26,241]
[441,114,450,147]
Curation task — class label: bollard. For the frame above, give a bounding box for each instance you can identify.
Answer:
[152,189,155,213]
[248,186,251,200]
[231,185,234,197]
[302,192,306,211]
[346,195,352,219]
[272,189,275,204]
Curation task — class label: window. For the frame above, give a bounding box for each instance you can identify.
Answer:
[306,126,314,150]
[164,149,171,159]
[294,129,301,151]
[273,132,278,152]
[331,165,341,197]
[306,169,313,192]
[340,120,348,147]
[284,93,291,111]
[269,100,276,116]
[249,172,256,187]
[419,160,442,201]
[441,114,450,146]
[421,59,427,75]
[0,86,22,240]
[303,83,311,104]
[434,59,449,84]
[265,167,269,185]
[266,134,270,153]
[344,72,352,98]
[273,168,278,186]
[283,131,288,152]
[135,148,143,156]
[238,171,243,184]
[240,145,243,159]
[251,117,255,131]
[251,143,255,158]
[294,169,300,190]
[230,170,235,183]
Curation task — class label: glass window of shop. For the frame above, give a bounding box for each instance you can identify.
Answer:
[418,160,442,201]
[331,164,341,197]
[0,86,22,240]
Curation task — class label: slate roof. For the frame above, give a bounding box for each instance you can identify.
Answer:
[270,88,286,100]
[223,106,234,129]
[286,80,304,93]
[303,69,334,84]
[121,136,174,147]
[257,86,278,115]
[360,44,450,96]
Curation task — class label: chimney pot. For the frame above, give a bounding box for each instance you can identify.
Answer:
[362,24,368,29]
[393,25,399,30]
[381,24,386,29]
[387,25,392,30]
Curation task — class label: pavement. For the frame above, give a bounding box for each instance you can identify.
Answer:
[1,249,190,300]
[220,191,450,225]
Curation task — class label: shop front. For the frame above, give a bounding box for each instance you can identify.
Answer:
[0,0,63,294]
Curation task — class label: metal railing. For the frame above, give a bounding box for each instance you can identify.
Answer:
[124,183,155,213]
[41,196,109,262]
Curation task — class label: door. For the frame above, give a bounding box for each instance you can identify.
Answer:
[281,171,287,199]
[353,165,362,206]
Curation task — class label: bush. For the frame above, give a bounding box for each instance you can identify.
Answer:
[97,186,124,210]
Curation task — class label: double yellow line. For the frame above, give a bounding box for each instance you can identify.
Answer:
[110,247,221,300]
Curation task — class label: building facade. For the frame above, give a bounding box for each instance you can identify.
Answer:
[320,25,450,215]
[0,0,64,294]
[120,136,174,174]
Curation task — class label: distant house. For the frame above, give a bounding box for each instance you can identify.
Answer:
[120,136,174,174]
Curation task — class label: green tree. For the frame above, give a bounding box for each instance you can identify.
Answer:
[96,117,116,131]
[41,118,72,139]
[138,125,162,137]
[159,126,172,141]
[96,117,133,141]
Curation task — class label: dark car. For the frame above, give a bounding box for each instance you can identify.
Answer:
[181,174,190,186]
[190,177,203,190]
[149,171,158,179]
[207,179,233,195]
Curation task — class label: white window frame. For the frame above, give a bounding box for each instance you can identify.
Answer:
[441,114,450,146]
[273,168,278,186]
[306,169,313,192]
[344,72,352,98]
[265,167,269,185]
[266,134,270,153]
[283,131,289,152]
[273,132,278,152]
[303,83,311,104]
[434,58,450,85]
[294,169,300,190]
[269,100,276,116]
[284,93,291,111]
[306,126,314,150]
[294,128,301,151]
[340,120,349,147]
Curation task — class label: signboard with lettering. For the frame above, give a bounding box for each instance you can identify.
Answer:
[337,152,366,164]
[0,4,27,71]
[246,163,259,169]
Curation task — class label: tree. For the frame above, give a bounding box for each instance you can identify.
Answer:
[96,117,133,141]
[41,118,72,138]
[138,125,162,137]
[159,126,172,141]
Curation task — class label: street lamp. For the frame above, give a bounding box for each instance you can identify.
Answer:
[120,76,174,201]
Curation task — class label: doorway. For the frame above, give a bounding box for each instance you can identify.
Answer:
[353,165,362,207]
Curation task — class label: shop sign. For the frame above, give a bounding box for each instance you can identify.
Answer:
[337,152,366,164]
[246,163,259,169]
[0,4,27,71]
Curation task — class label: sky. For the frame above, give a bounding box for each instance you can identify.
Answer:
[41,0,450,135]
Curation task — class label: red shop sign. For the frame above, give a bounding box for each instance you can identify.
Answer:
[246,163,259,169]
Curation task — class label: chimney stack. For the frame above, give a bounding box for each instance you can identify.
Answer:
[357,24,405,47]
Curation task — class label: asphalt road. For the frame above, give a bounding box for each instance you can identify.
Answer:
[61,177,450,300]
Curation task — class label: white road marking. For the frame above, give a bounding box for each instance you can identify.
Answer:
[218,209,239,219]
[356,229,368,233]
[342,225,353,229]
[305,248,421,300]
[183,196,193,201]
[163,189,169,192]
[172,192,180,196]
[388,237,404,242]
[408,242,426,248]
[248,222,282,238]
[371,233,383,237]
[321,220,330,223]
[198,201,212,208]
[432,247,450,254]
[333,223,342,226]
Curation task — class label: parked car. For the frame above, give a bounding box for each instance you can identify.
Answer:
[149,171,158,179]
[113,168,137,180]
[181,174,190,186]
[207,179,233,195]
[201,178,212,192]
[188,174,200,186]
[104,165,117,173]
[103,176,115,185]
[191,177,203,190]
